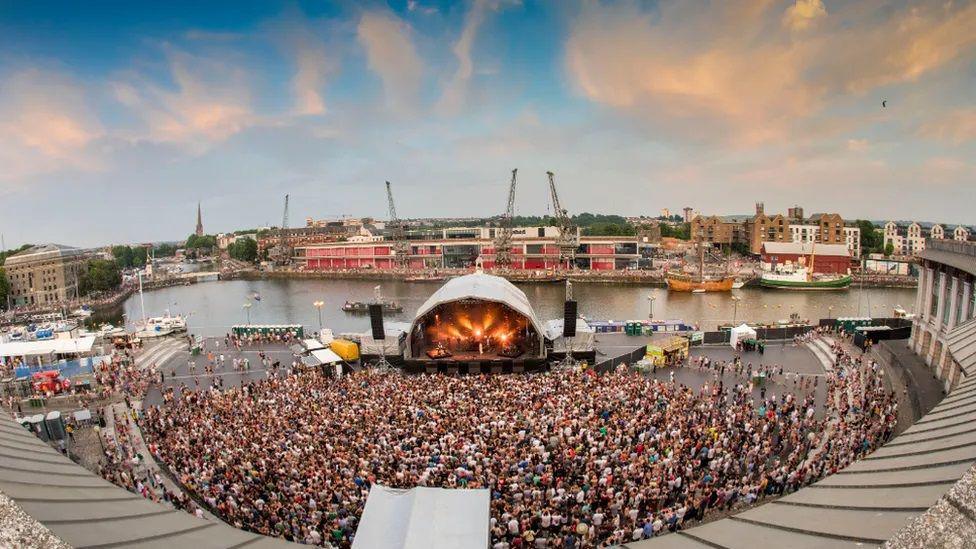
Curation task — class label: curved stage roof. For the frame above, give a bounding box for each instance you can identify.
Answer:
[410,272,544,337]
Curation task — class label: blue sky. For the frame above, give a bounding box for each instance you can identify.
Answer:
[1,0,974,246]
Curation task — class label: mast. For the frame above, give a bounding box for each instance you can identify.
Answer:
[808,241,816,282]
[138,270,146,328]
[699,240,705,283]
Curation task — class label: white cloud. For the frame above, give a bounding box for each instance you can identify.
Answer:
[438,0,519,114]
[357,11,424,114]
[783,0,827,32]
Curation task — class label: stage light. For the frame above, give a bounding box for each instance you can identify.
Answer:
[474,329,482,337]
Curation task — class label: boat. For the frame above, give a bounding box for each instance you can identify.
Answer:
[732,280,745,289]
[404,275,446,282]
[95,324,127,338]
[342,301,403,314]
[252,291,262,301]
[71,307,93,318]
[665,241,734,292]
[760,242,851,290]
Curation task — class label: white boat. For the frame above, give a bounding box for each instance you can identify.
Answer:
[137,314,187,337]
[71,308,93,318]
[732,280,745,289]
[96,323,127,338]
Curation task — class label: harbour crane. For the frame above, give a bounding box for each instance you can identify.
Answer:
[493,169,518,269]
[546,171,578,269]
[386,181,409,268]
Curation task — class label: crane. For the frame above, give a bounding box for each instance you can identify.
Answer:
[493,169,518,269]
[386,181,409,268]
[546,171,578,269]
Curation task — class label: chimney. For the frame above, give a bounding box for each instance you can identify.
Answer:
[755,202,764,216]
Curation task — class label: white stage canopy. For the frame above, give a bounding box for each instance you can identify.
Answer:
[353,486,489,549]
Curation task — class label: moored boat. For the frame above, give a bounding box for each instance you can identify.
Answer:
[342,300,403,313]
[759,242,851,290]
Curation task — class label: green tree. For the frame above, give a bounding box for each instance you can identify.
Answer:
[884,241,895,257]
[79,259,122,295]
[0,268,9,310]
[660,223,691,240]
[112,245,135,268]
[186,233,216,250]
[154,243,177,257]
[228,237,258,262]
[855,220,882,254]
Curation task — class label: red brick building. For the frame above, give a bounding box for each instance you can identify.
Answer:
[760,242,852,274]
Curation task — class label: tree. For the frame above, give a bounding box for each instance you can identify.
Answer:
[228,237,258,262]
[112,245,135,268]
[855,220,883,254]
[79,259,121,295]
[660,223,691,240]
[0,268,9,310]
[884,241,895,257]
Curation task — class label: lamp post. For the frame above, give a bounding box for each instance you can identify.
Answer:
[647,295,656,319]
[827,305,834,321]
[731,295,742,325]
[313,300,324,328]
[242,302,252,325]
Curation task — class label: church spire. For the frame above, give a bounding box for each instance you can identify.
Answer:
[195,202,204,236]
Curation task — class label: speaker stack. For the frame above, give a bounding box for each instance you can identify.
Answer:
[368,304,385,340]
[563,300,578,338]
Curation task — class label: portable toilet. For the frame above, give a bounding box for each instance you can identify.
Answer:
[29,414,49,441]
[45,410,66,441]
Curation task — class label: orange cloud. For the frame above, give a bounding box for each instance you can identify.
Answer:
[0,69,104,182]
[565,0,976,145]
[919,108,976,145]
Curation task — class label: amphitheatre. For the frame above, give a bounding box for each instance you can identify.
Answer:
[2,244,976,548]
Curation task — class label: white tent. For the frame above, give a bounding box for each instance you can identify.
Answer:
[310,348,343,364]
[353,486,489,549]
[730,324,757,348]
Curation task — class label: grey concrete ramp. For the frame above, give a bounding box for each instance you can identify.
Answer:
[887,421,976,445]
[865,429,976,459]
[624,533,713,548]
[732,503,916,543]
[0,414,299,549]
[816,461,973,487]
[842,444,976,472]
[645,517,871,549]
[778,483,946,510]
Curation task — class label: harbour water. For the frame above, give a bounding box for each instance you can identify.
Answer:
[119,278,917,337]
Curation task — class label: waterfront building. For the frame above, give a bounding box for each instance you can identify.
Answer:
[690,215,746,245]
[2,244,90,307]
[911,238,976,391]
[744,203,791,254]
[789,223,861,258]
[297,225,645,271]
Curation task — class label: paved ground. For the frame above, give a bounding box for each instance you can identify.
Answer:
[142,338,298,408]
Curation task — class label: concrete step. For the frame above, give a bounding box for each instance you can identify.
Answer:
[817,461,972,487]
[732,503,915,544]
[780,483,947,510]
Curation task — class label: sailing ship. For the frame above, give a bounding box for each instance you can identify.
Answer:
[665,240,735,292]
[760,242,852,290]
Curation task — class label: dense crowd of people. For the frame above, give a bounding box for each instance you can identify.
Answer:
[142,336,896,548]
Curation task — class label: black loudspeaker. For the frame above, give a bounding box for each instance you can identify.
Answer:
[563,300,577,337]
[369,304,385,340]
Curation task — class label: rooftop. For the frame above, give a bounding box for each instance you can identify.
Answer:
[2,244,89,267]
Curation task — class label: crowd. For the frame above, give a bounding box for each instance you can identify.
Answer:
[142,338,896,548]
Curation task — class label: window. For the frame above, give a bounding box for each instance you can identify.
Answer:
[942,275,951,325]
[930,272,940,317]
[956,282,964,325]
[970,283,976,321]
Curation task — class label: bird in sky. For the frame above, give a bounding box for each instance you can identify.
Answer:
[882,99,887,108]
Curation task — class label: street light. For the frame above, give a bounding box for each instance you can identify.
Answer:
[242,302,252,325]
[827,305,834,320]
[647,295,656,319]
[731,295,742,325]
[313,300,324,328]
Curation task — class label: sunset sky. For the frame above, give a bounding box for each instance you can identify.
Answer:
[1,0,975,246]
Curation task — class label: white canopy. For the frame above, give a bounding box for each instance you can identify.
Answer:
[353,486,489,549]
[730,324,757,348]
[310,348,343,364]
[0,336,96,358]
[409,273,545,356]
[302,338,326,352]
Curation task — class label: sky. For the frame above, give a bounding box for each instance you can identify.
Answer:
[1,0,975,247]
